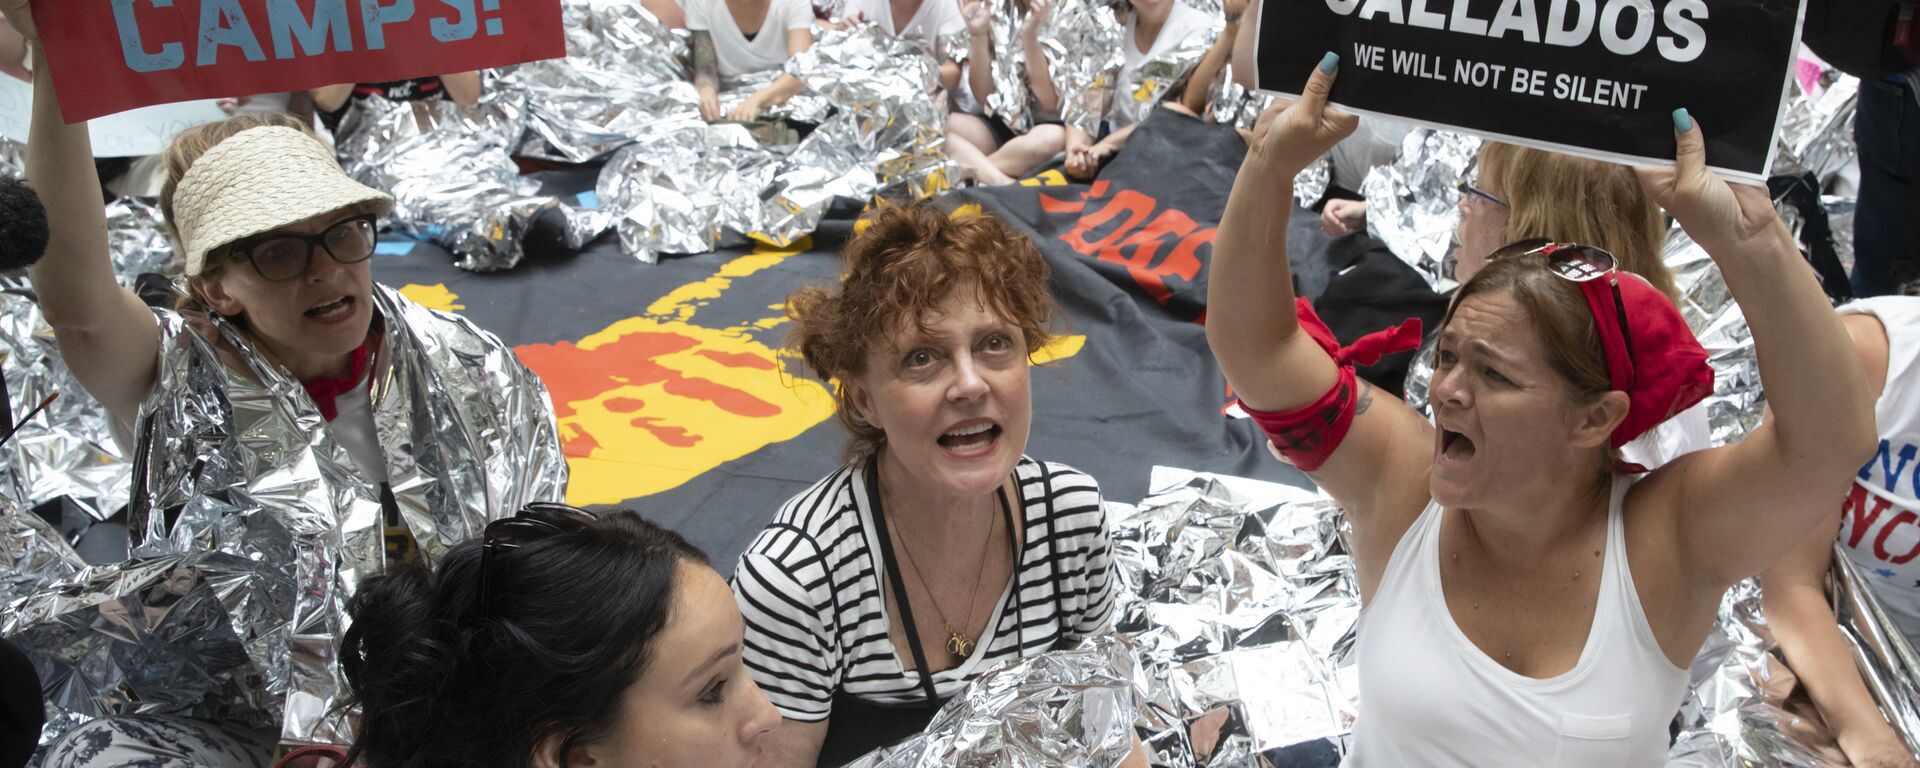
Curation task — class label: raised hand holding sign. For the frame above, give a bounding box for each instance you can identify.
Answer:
[1252,0,1804,182]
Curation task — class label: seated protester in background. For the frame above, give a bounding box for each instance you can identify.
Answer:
[340,505,781,768]
[1763,297,1920,768]
[312,72,483,132]
[647,0,689,28]
[1063,0,1215,179]
[944,0,1066,185]
[688,0,814,122]
[1210,57,1875,767]
[1400,142,1706,470]
[836,0,966,92]
[9,0,566,759]
[1315,116,1414,236]
[735,202,1120,767]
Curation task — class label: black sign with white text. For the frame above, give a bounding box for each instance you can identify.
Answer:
[1255,0,1805,181]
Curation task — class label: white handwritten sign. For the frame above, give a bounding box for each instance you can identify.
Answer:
[0,76,227,157]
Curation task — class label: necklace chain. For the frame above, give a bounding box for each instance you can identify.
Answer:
[891,499,999,659]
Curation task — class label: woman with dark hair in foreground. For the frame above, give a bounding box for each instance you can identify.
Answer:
[342,505,781,768]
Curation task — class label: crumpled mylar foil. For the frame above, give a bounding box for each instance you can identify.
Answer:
[334,88,607,272]
[0,290,131,520]
[4,285,566,752]
[1049,0,1125,137]
[0,138,21,178]
[845,637,1143,768]
[1,501,84,606]
[1772,62,1859,186]
[1666,556,1920,766]
[1360,128,1479,293]
[1053,0,1221,137]
[854,468,1358,767]
[500,0,696,163]
[595,24,951,261]
[105,196,178,284]
[5,552,285,759]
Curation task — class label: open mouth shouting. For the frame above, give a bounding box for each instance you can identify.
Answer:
[1438,426,1478,467]
[937,418,1002,459]
[305,295,357,324]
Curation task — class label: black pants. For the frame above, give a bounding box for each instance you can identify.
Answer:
[1850,75,1920,297]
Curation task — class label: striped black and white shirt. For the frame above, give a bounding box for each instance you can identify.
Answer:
[731,456,1117,721]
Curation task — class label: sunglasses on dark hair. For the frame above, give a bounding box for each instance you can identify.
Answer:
[1489,238,1636,387]
[477,502,598,616]
[228,215,379,282]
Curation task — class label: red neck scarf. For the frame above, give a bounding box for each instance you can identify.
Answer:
[301,340,374,421]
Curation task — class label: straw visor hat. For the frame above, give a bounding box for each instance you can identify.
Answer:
[173,126,394,276]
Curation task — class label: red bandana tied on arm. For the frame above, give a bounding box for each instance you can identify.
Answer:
[1237,299,1423,472]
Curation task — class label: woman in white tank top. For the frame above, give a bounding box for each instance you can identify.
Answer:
[1763,297,1920,768]
[1207,60,1876,766]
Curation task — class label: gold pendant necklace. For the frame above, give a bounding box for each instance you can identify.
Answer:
[945,626,975,658]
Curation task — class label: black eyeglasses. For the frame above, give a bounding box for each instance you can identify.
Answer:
[228,215,379,282]
[477,502,597,616]
[1490,238,1635,383]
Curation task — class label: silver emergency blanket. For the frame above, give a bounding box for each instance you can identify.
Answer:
[4,285,567,750]
[105,196,178,284]
[1050,0,1124,138]
[335,90,608,272]
[595,24,951,262]
[1,502,83,606]
[1360,128,1480,293]
[846,637,1143,767]
[852,467,1359,766]
[0,138,21,177]
[1666,557,1920,765]
[1055,2,1219,138]
[504,0,696,163]
[0,291,131,519]
[975,0,1039,134]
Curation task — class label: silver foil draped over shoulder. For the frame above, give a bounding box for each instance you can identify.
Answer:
[1049,0,1125,137]
[4,285,566,750]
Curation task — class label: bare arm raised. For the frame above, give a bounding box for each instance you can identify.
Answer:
[7,4,162,427]
[1205,57,1435,587]
[1633,115,1876,605]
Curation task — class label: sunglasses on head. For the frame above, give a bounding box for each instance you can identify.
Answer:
[477,502,598,616]
[1489,238,1636,388]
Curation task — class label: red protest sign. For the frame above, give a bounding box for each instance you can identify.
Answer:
[30,0,565,123]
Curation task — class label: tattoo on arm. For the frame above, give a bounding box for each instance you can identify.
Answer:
[691,31,719,85]
[1356,380,1374,416]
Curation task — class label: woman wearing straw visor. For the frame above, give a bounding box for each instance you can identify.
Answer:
[7,2,564,762]
[1207,55,1875,765]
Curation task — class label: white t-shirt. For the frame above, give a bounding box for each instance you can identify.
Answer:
[1112,1,1214,128]
[330,378,389,485]
[843,0,963,59]
[1836,297,1920,648]
[686,0,814,78]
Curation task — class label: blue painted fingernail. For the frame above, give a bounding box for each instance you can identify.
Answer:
[1671,107,1691,133]
[1318,51,1339,74]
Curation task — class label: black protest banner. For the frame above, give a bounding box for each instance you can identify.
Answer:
[1254,0,1804,181]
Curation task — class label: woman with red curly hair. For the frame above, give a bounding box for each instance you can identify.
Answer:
[731,201,1120,766]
